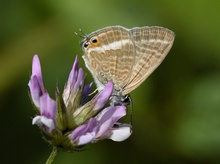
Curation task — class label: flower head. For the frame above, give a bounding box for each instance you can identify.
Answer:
[28,54,132,151]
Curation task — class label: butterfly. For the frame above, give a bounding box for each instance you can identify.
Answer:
[80,26,175,105]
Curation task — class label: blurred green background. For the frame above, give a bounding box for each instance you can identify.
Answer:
[1,0,220,163]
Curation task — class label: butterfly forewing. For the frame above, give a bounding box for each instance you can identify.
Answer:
[82,26,135,91]
[122,27,175,95]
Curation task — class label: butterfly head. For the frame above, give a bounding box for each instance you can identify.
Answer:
[81,35,100,50]
[111,94,131,106]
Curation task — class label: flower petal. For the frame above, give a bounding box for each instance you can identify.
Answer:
[28,76,42,108]
[96,118,114,138]
[97,105,126,122]
[70,118,98,145]
[63,56,79,102]
[32,116,56,133]
[81,82,93,104]
[108,123,132,142]
[96,106,126,138]
[72,68,84,96]
[71,105,130,145]
[32,116,41,125]
[63,56,85,112]
[28,55,46,107]
[31,55,45,92]
[67,55,78,87]
[92,81,114,111]
[40,93,57,121]
[75,132,96,145]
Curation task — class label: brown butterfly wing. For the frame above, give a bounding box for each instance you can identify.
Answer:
[82,26,136,92]
[122,26,175,95]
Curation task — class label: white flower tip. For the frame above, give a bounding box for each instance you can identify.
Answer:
[32,116,41,125]
[109,125,132,142]
[32,116,56,133]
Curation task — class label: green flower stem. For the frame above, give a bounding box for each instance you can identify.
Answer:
[46,147,58,164]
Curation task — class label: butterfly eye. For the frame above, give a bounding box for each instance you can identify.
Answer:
[91,38,97,43]
[90,37,99,46]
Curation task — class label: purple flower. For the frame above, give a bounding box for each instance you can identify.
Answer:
[28,54,131,152]
[28,55,46,108]
[71,105,132,145]
[28,55,57,134]
[63,56,84,108]
[71,81,114,127]
[32,93,57,134]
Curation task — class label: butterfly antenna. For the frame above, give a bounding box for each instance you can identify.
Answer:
[74,31,84,38]
[79,29,88,38]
